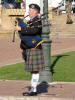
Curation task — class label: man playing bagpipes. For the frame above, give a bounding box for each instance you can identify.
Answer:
[15,4,45,96]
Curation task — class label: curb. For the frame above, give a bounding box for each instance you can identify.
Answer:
[0,96,74,100]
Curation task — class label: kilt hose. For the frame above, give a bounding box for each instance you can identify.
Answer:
[25,48,45,72]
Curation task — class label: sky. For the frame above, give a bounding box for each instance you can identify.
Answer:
[49,0,63,7]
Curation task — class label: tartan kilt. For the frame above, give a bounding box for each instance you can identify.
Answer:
[25,48,45,72]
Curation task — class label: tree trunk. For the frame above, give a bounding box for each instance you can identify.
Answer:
[66,0,73,24]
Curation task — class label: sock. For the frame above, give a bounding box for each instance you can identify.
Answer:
[31,73,39,92]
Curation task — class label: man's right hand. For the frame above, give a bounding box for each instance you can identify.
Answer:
[15,26,21,31]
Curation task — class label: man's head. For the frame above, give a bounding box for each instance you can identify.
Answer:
[29,4,40,18]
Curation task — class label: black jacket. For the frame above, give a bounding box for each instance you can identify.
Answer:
[21,16,42,36]
[20,16,42,50]
[20,16,42,60]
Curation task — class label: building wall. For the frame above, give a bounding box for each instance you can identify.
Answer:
[0,7,25,30]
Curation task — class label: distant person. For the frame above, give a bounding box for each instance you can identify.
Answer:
[15,0,22,8]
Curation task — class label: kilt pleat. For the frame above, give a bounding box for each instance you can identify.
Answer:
[25,48,45,72]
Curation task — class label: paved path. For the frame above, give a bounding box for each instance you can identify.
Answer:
[0,80,75,100]
[0,37,75,99]
[0,37,75,67]
[0,38,23,67]
[51,37,75,55]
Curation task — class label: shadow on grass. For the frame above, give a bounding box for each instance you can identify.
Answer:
[51,55,69,75]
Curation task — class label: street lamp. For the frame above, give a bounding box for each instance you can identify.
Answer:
[39,0,53,82]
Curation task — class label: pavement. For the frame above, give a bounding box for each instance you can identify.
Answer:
[0,37,75,67]
[0,37,75,100]
[0,80,75,100]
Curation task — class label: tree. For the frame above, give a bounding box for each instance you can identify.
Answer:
[65,0,73,24]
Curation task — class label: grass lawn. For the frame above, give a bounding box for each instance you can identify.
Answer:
[0,63,31,80]
[0,51,75,82]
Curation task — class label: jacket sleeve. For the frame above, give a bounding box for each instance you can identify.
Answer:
[21,21,42,35]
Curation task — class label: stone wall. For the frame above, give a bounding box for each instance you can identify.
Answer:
[1,8,25,30]
[0,7,26,37]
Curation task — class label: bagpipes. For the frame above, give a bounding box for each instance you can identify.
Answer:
[12,13,49,44]
[13,16,44,48]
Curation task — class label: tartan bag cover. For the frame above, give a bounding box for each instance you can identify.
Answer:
[25,48,45,72]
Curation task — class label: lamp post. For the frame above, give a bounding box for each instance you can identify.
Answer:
[39,0,52,83]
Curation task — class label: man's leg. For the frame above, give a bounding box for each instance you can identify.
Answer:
[23,71,39,96]
[31,71,39,92]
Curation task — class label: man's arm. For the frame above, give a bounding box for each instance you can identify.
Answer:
[15,19,42,35]
[21,21,42,35]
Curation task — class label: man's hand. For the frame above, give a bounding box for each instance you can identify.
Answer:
[15,26,21,31]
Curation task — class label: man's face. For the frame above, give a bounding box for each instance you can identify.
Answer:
[29,8,38,18]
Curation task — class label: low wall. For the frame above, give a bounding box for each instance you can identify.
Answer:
[0,7,26,38]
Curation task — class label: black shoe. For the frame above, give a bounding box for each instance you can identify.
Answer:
[23,91,37,96]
